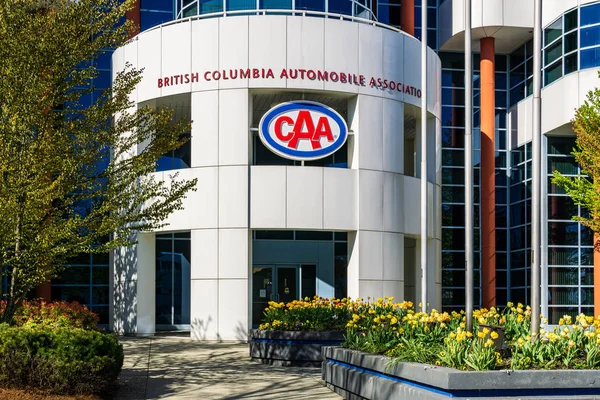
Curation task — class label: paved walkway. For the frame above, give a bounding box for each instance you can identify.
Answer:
[111,336,342,400]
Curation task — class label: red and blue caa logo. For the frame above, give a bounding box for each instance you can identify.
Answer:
[259,101,348,161]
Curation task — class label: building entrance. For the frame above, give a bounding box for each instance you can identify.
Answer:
[251,264,318,326]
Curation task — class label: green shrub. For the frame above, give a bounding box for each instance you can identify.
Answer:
[0,324,123,394]
[1,300,100,330]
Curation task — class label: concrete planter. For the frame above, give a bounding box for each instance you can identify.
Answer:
[322,347,600,399]
[249,330,344,367]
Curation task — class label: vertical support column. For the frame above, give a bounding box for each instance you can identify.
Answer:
[126,0,141,38]
[401,0,415,36]
[480,37,496,307]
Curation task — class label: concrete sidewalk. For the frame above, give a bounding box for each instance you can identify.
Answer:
[111,336,342,400]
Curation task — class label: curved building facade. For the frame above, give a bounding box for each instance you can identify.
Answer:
[111,12,442,339]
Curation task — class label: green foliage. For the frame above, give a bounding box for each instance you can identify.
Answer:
[552,71,600,248]
[0,324,123,394]
[1,300,99,330]
[0,0,196,321]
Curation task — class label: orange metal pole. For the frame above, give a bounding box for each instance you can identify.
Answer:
[480,37,496,307]
[401,0,415,36]
[36,283,52,302]
[126,0,141,38]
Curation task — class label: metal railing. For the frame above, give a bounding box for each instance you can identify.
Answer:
[142,8,407,36]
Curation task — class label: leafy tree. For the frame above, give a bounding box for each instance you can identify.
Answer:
[0,0,196,322]
[553,73,600,250]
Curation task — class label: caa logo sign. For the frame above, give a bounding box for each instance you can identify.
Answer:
[259,101,348,161]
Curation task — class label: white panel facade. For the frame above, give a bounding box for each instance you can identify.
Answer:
[218,166,249,228]
[357,95,384,171]
[112,15,442,341]
[250,166,287,228]
[286,167,324,229]
[191,91,219,167]
[285,17,325,91]
[219,17,249,90]
[190,229,218,280]
[162,23,192,97]
[249,16,287,88]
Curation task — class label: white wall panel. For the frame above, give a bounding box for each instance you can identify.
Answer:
[541,75,579,134]
[324,20,359,93]
[190,279,218,340]
[137,28,162,102]
[219,166,248,228]
[382,281,404,301]
[383,173,404,233]
[286,17,325,91]
[381,30,405,102]
[153,167,218,231]
[191,229,218,280]
[358,24,383,96]
[191,18,219,92]
[358,95,384,171]
[218,279,249,340]
[121,42,138,103]
[358,169,384,231]
[286,167,323,229]
[136,233,155,335]
[358,279,383,299]
[219,17,249,90]
[382,100,404,174]
[403,175,421,236]
[482,0,503,27]
[219,229,249,279]
[577,69,597,112]
[383,232,403,282]
[472,0,483,28]
[402,38,422,109]
[191,91,219,167]
[249,16,287,88]
[162,22,191,97]
[218,89,249,166]
[503,0,534,28]
[516,97,533,146]
[250,166,287,229]
[323,168,357,231]
[358,231,383,280]
[543,0,577,27]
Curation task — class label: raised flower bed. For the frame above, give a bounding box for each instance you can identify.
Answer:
[250,297,350,366]
[250,329,344,366]
[323,298,600,398]
[322,346,600,399]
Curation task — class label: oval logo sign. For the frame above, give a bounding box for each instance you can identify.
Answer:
[259,101,348,161]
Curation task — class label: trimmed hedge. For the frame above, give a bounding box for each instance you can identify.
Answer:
[0,324,123,394]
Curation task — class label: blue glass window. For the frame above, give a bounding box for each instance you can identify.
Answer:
[260,0,292,9]
[580,3,600,27]
[94,51,112,71]
[329,0,353,16]
[581,47,600,69]
[199,0,223,14]
[94,70,112,91]
[227,0,256,11]
[142,0,174,11]
[141,11,174,31]
[295,0,324,12]
[581,25,600,48]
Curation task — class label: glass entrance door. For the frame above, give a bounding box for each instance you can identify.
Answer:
[252,265,300,326]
